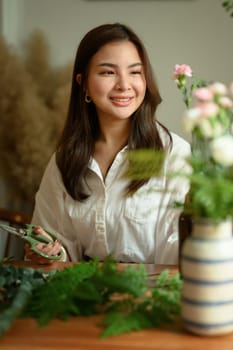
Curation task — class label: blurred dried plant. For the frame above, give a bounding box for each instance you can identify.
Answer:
[0,31,72,211]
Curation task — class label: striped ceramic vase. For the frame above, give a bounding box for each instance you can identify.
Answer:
[180,218,233,336]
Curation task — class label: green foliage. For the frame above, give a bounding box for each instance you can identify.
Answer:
[101,311,153,338]
[125,149,165,180]
[101,269,182,338]
[184,171,233,219]
[23,257,148,325]
[0,264,50,336]
[23,258,101,324]
[177,77,206,108]
[0,259,182,338]
[222,0,233,17]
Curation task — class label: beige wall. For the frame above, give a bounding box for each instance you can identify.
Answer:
[1,0,233,139]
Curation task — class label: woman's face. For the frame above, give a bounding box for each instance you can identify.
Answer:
[84,40,146,123]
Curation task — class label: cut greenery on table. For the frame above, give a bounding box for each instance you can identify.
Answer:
[0,257,182,338]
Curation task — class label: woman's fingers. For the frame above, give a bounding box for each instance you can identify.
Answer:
[33,226,53,240]
[24,239,62,265]
[24,244,50,264]
[36,240,61,256]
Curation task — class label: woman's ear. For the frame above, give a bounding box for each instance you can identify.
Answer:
[76,74,82,85]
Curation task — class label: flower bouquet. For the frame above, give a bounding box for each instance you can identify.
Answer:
[173,65,233,336]
[173,64,233,221]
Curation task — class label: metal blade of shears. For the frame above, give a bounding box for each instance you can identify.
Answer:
[0,223,25,238]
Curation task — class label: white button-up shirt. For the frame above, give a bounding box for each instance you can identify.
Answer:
[32,130,190,264]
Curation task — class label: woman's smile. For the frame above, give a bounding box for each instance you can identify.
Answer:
[110,95,134,107]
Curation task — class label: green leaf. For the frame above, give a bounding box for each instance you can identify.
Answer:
[101,311,153,338]
[75,280,102,302]
[125,149,165,180]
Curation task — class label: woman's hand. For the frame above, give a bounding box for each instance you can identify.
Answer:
[24,226,63,265]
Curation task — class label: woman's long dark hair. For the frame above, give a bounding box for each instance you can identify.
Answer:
[56,23,172,201]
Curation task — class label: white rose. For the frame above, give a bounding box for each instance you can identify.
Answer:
[198,119,213,138]
[229,82,233,96]
[198,119,225,139]
[183,108,200,133]
[210,135,233,166]
[209,82,227,95]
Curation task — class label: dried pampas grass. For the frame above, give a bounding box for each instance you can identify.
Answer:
[0,31,72,211]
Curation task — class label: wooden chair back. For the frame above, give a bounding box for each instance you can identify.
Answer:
[178,212,192,272]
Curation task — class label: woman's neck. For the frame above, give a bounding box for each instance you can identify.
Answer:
[97,118,131,146]
[93,119,131,179]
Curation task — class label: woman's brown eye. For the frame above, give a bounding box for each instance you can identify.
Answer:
[131,71,141,75]
[100,71,114,75]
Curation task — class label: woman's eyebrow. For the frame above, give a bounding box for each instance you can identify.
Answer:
[97,62,143,68]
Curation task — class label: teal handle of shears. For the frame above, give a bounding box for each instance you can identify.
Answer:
[25,224,63,260]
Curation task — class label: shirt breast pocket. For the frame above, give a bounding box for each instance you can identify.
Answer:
[124,178,166,224]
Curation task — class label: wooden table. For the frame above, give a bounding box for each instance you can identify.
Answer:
[1,262,233,350]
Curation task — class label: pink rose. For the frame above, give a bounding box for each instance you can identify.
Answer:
[172,64,193,80]
[193,87,214,101]
[219,96,233,109]
[197,102,219,118]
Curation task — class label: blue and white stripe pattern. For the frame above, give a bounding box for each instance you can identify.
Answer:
[181,219,233,336]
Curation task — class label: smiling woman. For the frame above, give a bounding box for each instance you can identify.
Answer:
[26,23,191,266]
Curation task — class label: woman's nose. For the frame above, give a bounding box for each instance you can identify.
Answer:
[115,74,131,91]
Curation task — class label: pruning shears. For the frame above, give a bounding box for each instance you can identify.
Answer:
[0,223,62,260]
